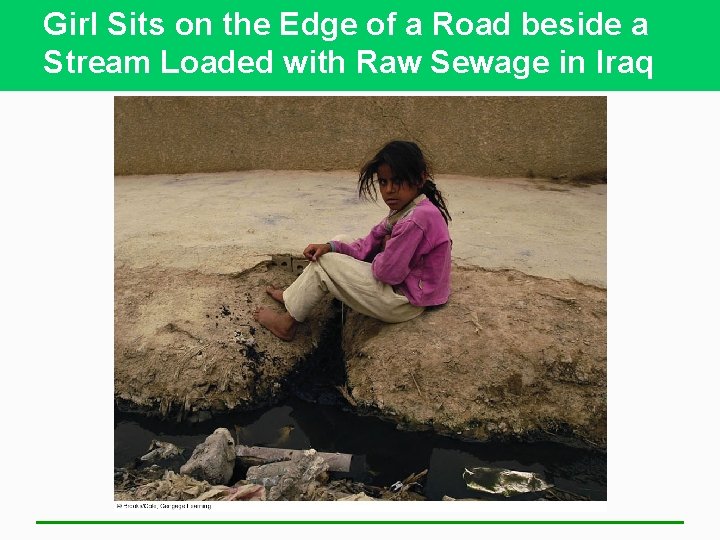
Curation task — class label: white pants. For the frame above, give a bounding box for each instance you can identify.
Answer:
[282,251,424,324]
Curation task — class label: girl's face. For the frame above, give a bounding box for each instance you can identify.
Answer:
[377,163,422,212]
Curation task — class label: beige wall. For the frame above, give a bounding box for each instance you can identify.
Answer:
[114,96,606,179]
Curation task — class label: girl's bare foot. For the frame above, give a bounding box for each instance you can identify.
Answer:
[265,285,285,304]
[253,307,297,341]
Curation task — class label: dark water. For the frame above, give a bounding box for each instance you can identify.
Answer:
[115,397,606,501]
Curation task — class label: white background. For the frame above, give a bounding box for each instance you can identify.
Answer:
[1,93,717,539]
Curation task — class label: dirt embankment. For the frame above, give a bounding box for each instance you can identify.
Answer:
[115,261,606,448]
[342,266,606,447]
[114,262,334,419]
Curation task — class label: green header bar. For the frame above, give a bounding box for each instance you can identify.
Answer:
[2,0,717,90]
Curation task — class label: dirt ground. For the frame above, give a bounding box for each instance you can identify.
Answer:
[114,262,336,417]
[342,266,606,446]
[115,170,606,286]
[115,170,606,446]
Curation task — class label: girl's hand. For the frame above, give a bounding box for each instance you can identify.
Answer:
[303,243,331,261]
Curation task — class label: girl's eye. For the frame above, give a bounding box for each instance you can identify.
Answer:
[378,178,401,187]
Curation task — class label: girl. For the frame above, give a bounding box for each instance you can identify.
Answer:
[253,140,452,341]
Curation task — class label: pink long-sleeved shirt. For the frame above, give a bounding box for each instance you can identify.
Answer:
[329,199,451,306]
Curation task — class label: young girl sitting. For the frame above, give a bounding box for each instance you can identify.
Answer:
[253,140,452,341]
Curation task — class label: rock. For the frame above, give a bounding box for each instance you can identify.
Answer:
[245,454,386,501]
[245,461,293,488]
[266,450,330,501]
[180,428,236,485]
[342,266,607,448]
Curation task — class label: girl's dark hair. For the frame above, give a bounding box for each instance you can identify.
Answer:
[358,140,451,223]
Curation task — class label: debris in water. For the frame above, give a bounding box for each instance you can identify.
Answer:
[118,469,266,501]
[462,466,552,497]
[140,440,183,462]
[387,470,428,497]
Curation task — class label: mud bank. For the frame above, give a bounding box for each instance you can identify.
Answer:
[115,262,335,418]
[343,266,606,447]
[115,260,606,448]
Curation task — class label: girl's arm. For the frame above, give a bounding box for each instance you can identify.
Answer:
[330,221,387,262]
[303,243,331,261]
[371,219,425,285]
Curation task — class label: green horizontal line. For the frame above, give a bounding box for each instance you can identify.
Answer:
[37,520,684,525]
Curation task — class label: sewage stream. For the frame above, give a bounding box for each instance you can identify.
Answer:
[115,397,606,501]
